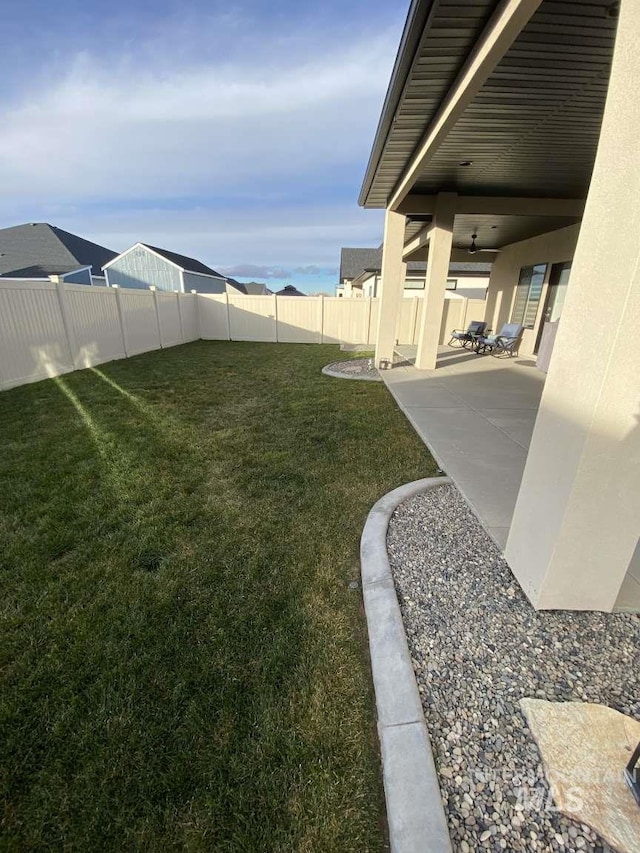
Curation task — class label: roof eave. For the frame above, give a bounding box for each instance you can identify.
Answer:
[358,0,437,209]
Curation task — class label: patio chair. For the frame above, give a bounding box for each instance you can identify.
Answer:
[448,320,488,348]
[475,323,524,357]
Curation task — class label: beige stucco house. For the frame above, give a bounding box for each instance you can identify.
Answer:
[361,0,639,612]
[338,247,491,299]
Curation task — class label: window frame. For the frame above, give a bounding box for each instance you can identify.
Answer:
[511,263,548,329]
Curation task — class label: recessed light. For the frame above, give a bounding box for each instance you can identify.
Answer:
[459,160,473,167]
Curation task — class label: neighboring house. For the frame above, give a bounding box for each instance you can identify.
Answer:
[275,285,306,296]
[0,223,117,286]
[241,281,272,295]
[103,243,228,293]
[224,277,248,294]
[338,247,491,299]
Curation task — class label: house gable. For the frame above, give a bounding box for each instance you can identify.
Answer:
[104,244,183,292]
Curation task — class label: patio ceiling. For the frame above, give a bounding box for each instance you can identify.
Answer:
[451,213,579,249]
[360,0,618,208]
[405,211,580,251]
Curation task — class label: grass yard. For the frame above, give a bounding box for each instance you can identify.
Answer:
[0,342,435,851]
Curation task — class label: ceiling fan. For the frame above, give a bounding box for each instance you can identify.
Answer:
[464,232,501,255]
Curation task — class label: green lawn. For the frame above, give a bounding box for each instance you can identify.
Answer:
[0,342,435,851]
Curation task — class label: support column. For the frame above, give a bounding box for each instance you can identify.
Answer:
[375,209,406,367]
[505,0,640,611]
[414,193,456,370]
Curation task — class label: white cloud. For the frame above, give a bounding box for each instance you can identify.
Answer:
[220,264,292,280]
[0,13,395,278]
[61,202,383,270]
[0,27,397,201]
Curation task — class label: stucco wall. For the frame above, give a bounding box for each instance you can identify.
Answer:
[105,246,182,292]
[484,224,580,357]
[404,274,489,299]
[362,272,489,299]
[362,274,377,298]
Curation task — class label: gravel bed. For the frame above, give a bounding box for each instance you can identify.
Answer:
[386,484,640,853]
[322,358,381,381]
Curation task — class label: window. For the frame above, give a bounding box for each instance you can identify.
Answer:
[403,277,457,290]
[511,264,548,328]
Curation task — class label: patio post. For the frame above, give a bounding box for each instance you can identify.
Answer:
[375,208,406,367]
[505,0,640,611]
[414,192,456,370]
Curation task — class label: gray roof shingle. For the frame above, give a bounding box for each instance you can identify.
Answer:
[0,223,117,277]
[241,281,272,295]
[141,244,225,278]
[340,247,383,280]
[275,285,306,296]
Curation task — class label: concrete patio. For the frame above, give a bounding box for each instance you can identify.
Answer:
[384,345,545,549]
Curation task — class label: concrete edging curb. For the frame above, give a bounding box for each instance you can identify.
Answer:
[321,362,382,382]
[361,477,453,853]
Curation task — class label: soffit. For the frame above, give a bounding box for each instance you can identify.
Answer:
[362,0,499,207]
[362,0,617,207]
[412,1,617,198]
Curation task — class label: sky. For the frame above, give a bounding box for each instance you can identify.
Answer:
[0,0,408,293]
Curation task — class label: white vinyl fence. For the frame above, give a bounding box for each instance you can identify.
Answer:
[0,280,198,390]
[0,281,485,391]
[198,294,380,345]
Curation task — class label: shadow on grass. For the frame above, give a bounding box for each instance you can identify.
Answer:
[1,342,434,851]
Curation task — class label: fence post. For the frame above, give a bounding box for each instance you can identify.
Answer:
[318,294,324,343]
[223,291,231,340]
[410,297,420,344]
[413,298,423,345]
[191,290,202,340]
[150,286,163,348]
[273,294,279,343]
[113,285,130,357]
[364,297,373,346]
[460,296,469,330]
[176,292,185,343]
[53,277,79,369]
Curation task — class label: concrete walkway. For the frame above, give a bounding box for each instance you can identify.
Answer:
[383,346,545,548]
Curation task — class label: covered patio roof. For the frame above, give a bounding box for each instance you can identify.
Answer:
[404,209,581,257]
[363,0,638,612]
[361,0,618,212]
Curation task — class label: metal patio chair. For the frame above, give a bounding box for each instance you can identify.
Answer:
[448,320,488,348]
[475,323,524,357]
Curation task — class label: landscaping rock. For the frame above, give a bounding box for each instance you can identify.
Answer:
[322,358,381,381]
[386,484,640,853]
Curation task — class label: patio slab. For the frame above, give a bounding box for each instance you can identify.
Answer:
[383,347,545,548]
[478,409,538,449]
